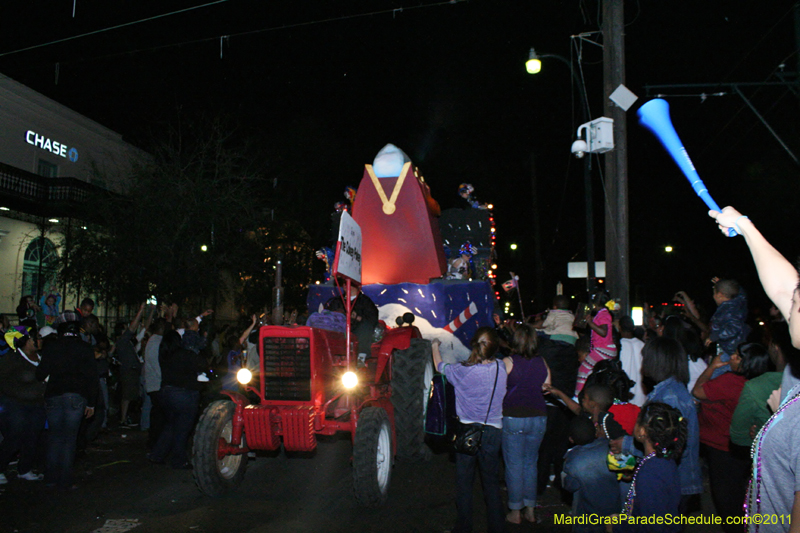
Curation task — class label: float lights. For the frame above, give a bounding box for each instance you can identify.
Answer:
[200,244,208,252]
[665,246,673,253]
[510,243,518,250]
[525,48,542,74]
[236,368,253,384]
[342,371,359,389]
[48,218,59,223]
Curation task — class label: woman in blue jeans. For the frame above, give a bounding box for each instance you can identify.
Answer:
[501,323,550,524]
[433,327,511,533]
[148,330,205,469]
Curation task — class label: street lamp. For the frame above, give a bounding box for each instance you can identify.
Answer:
[526,46,596,291]
[526,48,542,74]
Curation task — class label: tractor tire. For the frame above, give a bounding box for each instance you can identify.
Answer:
[192,400,248,497]
[391,338,434,462]
[352,406,392,507]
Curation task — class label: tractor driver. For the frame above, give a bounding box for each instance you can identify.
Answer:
[348,285,379,366]
[325,285,379,366]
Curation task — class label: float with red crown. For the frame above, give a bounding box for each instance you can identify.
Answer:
[191,144,497,506]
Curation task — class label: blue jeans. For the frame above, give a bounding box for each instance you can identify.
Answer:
[454,425,504,533]
[502,415,547,509]
[140,377,152,430]
[45,393,86,488]
[0,397,46,475]
[149,386,199,468]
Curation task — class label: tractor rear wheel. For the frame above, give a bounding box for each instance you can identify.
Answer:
[353,406,392,506]
[192,400,248,497]
[391,338,433,462]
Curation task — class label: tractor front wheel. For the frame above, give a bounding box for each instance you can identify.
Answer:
[192,400,248,497]
[352,406,392,506]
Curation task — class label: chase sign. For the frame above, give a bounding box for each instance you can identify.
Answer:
[26,130,79,162]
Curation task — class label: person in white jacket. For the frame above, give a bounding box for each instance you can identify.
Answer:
[618,315,646,406]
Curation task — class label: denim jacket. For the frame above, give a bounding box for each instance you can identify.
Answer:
[562,438,622,532]
[709,288,751,357]
[621,377,702,495]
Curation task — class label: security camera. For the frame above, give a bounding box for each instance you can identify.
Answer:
[571,139,588,159]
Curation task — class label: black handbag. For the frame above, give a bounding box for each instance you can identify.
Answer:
[452,361,500,456]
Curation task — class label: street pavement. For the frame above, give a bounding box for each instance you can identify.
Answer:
[0,425,723,533]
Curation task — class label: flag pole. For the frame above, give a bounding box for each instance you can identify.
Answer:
[510,272,525,321]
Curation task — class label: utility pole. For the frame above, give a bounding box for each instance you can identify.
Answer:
[795,2,800,105]
[602,0,630,314]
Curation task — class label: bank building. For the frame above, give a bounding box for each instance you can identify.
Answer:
[0,72,144,322]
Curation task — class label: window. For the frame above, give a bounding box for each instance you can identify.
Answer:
[22,237,59,299]
[37,160,58,178]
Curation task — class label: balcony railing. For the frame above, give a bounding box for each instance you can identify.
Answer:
[0,162,112,218]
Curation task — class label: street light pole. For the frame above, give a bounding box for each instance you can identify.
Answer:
[527,50,596,291]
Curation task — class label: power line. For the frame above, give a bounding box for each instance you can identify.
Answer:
[0,0,466,64]
[0,0,229,58]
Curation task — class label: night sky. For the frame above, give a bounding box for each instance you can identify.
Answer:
[2,1,798,317]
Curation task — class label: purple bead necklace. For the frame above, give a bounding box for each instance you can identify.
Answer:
[622,451,657,515]
[744,384,800,533]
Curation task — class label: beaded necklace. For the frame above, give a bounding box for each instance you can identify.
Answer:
[622,451,657,515]
[744,383,800,532]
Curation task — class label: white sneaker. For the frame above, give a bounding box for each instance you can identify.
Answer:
[196,372,209,382]
[18,471,44,481]
[0,473,7,484]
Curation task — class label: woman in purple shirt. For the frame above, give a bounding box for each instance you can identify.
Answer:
[502,323,550,524]
[433,327,511,533]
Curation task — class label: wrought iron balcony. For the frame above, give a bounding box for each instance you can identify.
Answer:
[0,161,112,218]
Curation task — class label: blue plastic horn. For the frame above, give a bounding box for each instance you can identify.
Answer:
[637,98,736,236]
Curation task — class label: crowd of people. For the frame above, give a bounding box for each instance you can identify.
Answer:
[431,205,800,533]
[0,298,256,488]
[2,203,800,533]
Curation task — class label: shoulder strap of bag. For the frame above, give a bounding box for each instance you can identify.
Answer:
[483,360,500,425]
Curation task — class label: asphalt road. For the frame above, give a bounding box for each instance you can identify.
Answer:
[0,426,724,533]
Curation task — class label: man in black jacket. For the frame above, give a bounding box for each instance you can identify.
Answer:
[36,321,99,489]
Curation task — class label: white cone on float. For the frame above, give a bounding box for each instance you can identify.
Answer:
[372,143,411,178]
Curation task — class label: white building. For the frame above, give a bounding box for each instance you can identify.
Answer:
[0,72,145,321]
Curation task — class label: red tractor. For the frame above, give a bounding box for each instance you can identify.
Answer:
[191,318,433,505]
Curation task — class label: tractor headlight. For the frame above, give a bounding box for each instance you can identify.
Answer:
[237,368,253,384]
[342,371,358,389]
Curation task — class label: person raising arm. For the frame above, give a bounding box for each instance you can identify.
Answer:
[709,207,798,335]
